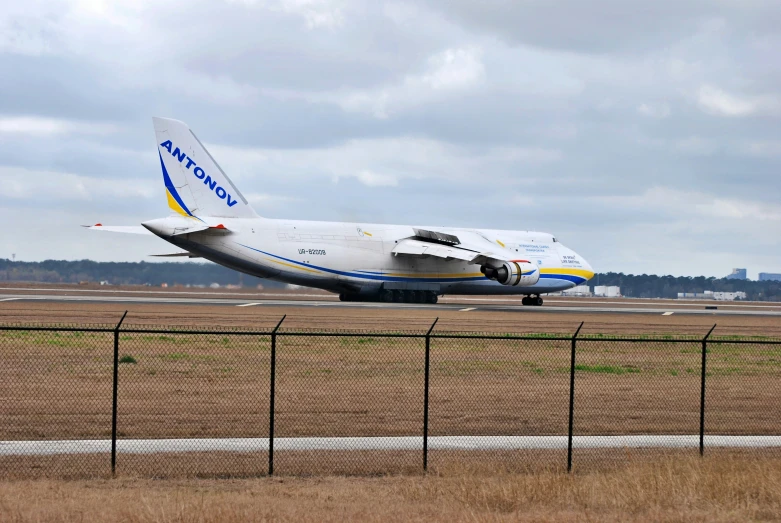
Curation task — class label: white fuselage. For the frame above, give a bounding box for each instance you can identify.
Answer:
[142,216,594,296]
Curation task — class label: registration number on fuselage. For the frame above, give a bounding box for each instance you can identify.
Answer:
[299,249,326,255]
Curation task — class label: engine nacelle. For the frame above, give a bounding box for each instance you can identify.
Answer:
[481,261,540,286]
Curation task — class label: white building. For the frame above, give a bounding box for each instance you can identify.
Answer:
[593,285,621,297]
[562,285,592,296]
[713,291,747,301]
[677,291,746,301]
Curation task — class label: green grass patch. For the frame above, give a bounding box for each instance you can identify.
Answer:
[119,354,137,364]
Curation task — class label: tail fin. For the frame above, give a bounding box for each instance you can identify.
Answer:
[152,117,258,219]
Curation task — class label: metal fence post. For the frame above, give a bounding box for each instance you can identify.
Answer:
[567,321,584,473]
[700,324,716,457]
[111,310,128,477]
[268,315,286,476]
[423,317,438,472]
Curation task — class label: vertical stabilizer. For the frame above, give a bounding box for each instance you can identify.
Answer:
[152,117,258,219]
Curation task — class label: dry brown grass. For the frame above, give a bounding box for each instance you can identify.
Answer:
[1,330,779,442]
[1,454,780,522]
[3,299,781,337]
[1,305,780,481]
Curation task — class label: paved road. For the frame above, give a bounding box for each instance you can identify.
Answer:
[2,435,780,455]
[2,292,781,316]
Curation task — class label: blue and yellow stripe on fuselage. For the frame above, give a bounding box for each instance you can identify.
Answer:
[239,244,593,287]
[538,268,594,286]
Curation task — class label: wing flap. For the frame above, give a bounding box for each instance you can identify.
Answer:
[392,239,478,262]
[392,238,515,266]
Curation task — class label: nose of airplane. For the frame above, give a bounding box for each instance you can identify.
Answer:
[580,256,595,281]
[558,243,594,282]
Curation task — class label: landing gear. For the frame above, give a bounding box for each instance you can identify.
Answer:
[339,290,440,304]
[405,290,438,304]
[522,295,543,306]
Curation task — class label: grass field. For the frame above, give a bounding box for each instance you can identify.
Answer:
[1,323,780,479]
[4,297,781,336]
[2,453,781,522]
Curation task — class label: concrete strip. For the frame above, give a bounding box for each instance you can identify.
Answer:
[236,303,261,307]
[2,294,781,317]
[2,435,780,456]
[2,288,780,310]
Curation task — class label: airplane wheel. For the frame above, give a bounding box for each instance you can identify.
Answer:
[339,293,348,302]
[417,291,427,304]
[427,292,438,304]
[535,296,544,306]
[521,297,530,306]
[393,290,403,303]
[381,290,393,303]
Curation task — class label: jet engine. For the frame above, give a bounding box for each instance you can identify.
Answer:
[481,261,540,286]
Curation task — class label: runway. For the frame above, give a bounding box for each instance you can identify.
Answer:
[2,436,780,456]
[2,291,781,316]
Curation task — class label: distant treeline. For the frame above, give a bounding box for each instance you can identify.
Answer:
[0,259,285,288]
[594,272,781,301]
[1,260,780,300]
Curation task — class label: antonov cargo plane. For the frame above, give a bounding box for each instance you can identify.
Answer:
[88,118,593,305]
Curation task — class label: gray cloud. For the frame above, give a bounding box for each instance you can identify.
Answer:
[0,0,779,278]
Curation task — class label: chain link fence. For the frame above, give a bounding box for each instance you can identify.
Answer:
[1,318,780,478]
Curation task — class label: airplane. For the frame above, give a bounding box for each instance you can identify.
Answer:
[88,117,594,305]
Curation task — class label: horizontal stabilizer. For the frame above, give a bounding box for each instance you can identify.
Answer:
[150,252,201,258]
[141,217,231,237]
[83,224,153,235]
[170,224,210,236]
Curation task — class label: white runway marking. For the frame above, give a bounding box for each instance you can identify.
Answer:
[2,294,781,317]
[236,302,261,307]
[662,312,674,316]
[0,287,334,300]
[2,435,780,456]
[0,298,19,302]
[459,307,477,312]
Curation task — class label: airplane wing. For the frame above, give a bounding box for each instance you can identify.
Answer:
[392,238,479,262]
[391,237,508,265]
[82,224,153,235]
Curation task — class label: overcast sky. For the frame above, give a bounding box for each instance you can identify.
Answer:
[1,0,779,278]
